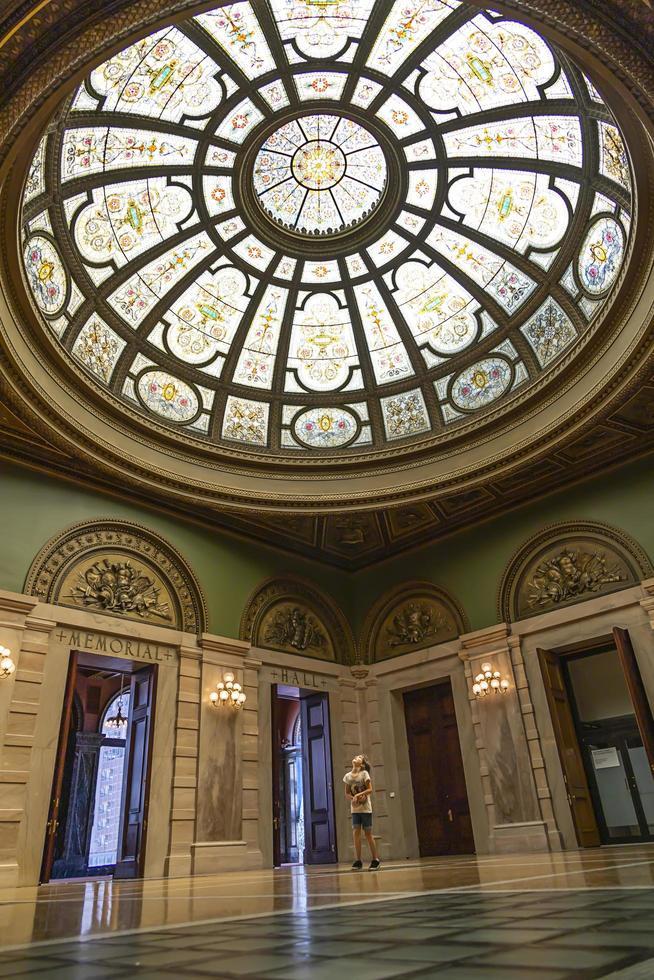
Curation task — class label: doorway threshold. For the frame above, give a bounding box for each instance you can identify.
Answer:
[41,875,113,886]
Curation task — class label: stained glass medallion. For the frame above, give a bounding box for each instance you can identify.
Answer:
[293,406,358,448]
[451,358,512,411]
[20,1,633,455]
[253,115,386,234]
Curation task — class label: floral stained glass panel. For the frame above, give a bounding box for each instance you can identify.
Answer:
[293,407,358,448]
[20,0,633,451]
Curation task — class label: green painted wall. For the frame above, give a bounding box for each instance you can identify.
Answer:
[352,453,654,635]
[1,454,653,642]
[0,462,353,637]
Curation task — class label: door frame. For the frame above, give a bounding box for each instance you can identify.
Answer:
[271,685,283,867]
[539,631,654,847]
[41,653,157,882]
[270,684,337,867]
[40,651,79,883]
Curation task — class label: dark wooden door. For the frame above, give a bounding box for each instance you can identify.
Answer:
[114,666,157,878]
[613,627,654,773]
[538,647,600,846]
[403,681,474,856]
[271,687,283,867]
[300,692,337,864]
[41,653,79,882]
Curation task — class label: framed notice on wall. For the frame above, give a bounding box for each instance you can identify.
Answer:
[591,747,621,769]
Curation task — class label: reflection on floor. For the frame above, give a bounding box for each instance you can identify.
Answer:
[3,847,654,977]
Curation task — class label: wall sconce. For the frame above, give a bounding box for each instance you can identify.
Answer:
[472,662,509,699]
[210,671,246,709]
[0,646,16,678]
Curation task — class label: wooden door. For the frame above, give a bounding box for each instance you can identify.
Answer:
[403,681,474,856]
[40,653,79,882]
[613,627,654,773]
[271,687,282,867]
[300,692,337,864]
[114,666,157,878]
[538,647,600,846]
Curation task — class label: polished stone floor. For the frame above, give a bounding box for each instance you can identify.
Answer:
[2,846,654,977]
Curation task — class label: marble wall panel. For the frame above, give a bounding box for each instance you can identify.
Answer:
[197,662,242,842]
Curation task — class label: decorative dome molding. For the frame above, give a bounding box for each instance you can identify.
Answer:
[17,1,636,458]
[0,0,653,519]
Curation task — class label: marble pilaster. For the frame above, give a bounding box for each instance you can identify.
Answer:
[240,655,264,869]
[192,634,258,873]
[640,578,654,632]
[460,624,549,853]
[0,593,40,886]
[165,644,201,877]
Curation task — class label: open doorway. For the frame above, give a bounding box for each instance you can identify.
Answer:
[271,685,337,867]
[41,652,157,883]
[539,627,654,846]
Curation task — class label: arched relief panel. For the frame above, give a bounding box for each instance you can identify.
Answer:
[499,520,653,623]
[24,519,207,634]
[240,577,354,664]
[361,582,469,663]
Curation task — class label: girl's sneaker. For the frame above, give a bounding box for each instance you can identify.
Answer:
[351,859,363,869]
[369,859,381,871]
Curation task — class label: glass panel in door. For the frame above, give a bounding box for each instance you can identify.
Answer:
[587,740,640,840]
[627,741,654,834]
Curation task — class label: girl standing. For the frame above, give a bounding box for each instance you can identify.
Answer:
[343,754,380,870]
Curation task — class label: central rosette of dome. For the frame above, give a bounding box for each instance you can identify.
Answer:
[292,140,345,190]
[253,113,387,235]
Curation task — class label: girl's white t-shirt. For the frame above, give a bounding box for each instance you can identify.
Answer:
[343,769,372,813]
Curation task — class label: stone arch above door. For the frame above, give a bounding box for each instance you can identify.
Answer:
[240,577,354,664]
[24,519,207,634]
[360,582,469,663]
[498,520,653,623]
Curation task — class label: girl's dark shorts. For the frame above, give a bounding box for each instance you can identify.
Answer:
[352,813,373,829]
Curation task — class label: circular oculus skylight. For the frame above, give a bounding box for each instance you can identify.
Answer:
[253,114,387,234]
[20,0,633,457]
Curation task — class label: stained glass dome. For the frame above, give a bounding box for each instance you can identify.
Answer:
[20,0,633,456]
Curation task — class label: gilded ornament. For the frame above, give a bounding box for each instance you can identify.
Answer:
[526,548,625,607]
[24,520,206,633]
[240,577,354,663]
[386,602,451,647]
[264,606,326,652]
[67,558,172,621]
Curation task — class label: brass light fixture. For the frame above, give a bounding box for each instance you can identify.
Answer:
[472,662,510,699]
[105,676,128,730]
[210,671,246,709]
[0,645,15,678]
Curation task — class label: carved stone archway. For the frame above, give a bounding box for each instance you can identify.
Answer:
[24,519,207,634]
[360,581,469,663]
[240,576,354,664]
[498,519,653,622]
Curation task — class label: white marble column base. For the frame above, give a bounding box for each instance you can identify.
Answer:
[191,840,261,874]
[164,853,193,877]
[0,861,19,887]
[489,820,551,853]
